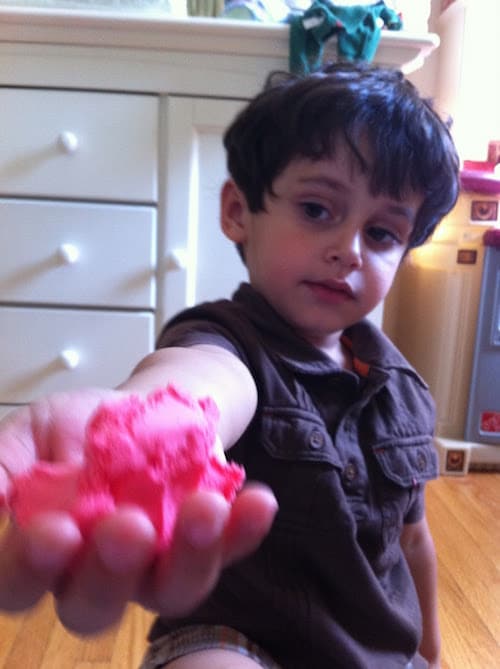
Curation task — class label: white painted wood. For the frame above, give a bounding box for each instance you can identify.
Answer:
[0,307,154,403]
[0,199,156,308]
[0,88,158,202]
[158,96,248,328]
[0,9,439,75]
[0,43,283,97]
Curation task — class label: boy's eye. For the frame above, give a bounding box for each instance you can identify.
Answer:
[301,202,334,221]
[367,225,402,246]
[302,202,328,220]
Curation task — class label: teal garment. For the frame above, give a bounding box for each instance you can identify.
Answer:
[289,1,402,75]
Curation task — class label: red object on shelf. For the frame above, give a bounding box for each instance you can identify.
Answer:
[463,160,495,172]
[480,411,500,433]
[461,159,500,195]
[461,170,500,195]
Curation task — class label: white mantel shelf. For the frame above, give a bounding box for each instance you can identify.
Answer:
[0,6,438,70]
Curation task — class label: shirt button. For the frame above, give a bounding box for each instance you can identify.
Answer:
[309,429,324,449]
[343,461,358,482]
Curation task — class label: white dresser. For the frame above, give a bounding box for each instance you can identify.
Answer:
[0,7,438,415]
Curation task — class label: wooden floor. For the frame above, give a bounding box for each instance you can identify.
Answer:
[0,473,498,668]
[426,472,499,669]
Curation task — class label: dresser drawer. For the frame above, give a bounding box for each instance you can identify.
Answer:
[0,199,156,308]
[0,307,154,403]
[0,88,158,202]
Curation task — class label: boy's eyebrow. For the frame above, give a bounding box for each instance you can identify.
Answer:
[298,177,417,221]
[382,203,417,221]
[297,176,348,192]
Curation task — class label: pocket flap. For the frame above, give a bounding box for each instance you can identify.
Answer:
[373,438,438,486]
[261,407,342,468]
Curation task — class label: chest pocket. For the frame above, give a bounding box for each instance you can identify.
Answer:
[261,406,342,467]
[367,437,438,555]
[255,407,348,534]
[373,436,438,487]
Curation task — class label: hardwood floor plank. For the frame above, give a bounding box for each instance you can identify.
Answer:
[436,549,499,669]
[109,605,154,669]
[0,613,22,667]
[427,474,500,669]
[436,476,499,561]
[37,604,121,669]
[1,597,56,669]
[427,478,500,642]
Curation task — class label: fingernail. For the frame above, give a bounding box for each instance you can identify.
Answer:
[94,512,156,573]
[26,514,81,571]
[184,516,223,549]
[96,537,150,573]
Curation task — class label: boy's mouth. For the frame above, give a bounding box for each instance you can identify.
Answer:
[303,279,355,303]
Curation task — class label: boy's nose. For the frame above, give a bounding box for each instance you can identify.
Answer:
[325,229,363,270]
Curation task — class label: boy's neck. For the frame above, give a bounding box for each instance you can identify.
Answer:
[311,335,353,371]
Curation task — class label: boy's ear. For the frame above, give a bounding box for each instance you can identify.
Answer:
[220,179,250,243]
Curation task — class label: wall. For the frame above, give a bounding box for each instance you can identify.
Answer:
[405,0,441,97]
[434,0,500,161]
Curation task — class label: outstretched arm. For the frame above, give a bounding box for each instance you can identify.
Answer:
[122,344,258,449]
[0,344,277,635]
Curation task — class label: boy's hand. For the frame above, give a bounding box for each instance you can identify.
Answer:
[0,394,277,635]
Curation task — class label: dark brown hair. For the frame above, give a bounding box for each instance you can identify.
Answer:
[224,61,460,250]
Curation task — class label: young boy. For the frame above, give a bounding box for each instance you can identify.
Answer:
[0,63,459,668]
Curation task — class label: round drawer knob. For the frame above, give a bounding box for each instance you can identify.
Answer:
[59,349,80,370]
[58,130,79,154]
[58,242,80,265]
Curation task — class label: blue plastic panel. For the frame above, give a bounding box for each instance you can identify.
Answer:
[465,246,500,444]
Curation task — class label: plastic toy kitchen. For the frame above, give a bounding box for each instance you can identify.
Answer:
[385,142,500,474]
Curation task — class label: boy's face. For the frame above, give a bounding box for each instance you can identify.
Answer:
[221,143,422,353]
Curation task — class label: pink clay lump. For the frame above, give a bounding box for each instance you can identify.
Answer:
[8,385,245,550]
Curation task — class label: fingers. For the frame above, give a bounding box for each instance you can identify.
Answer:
[0,486,278,635]
[0,507,157,636]
[55,506,156,635]
[222,482,278,565]
[141,485,278,619]
[144,491,230,619]
[0,512,82,612]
